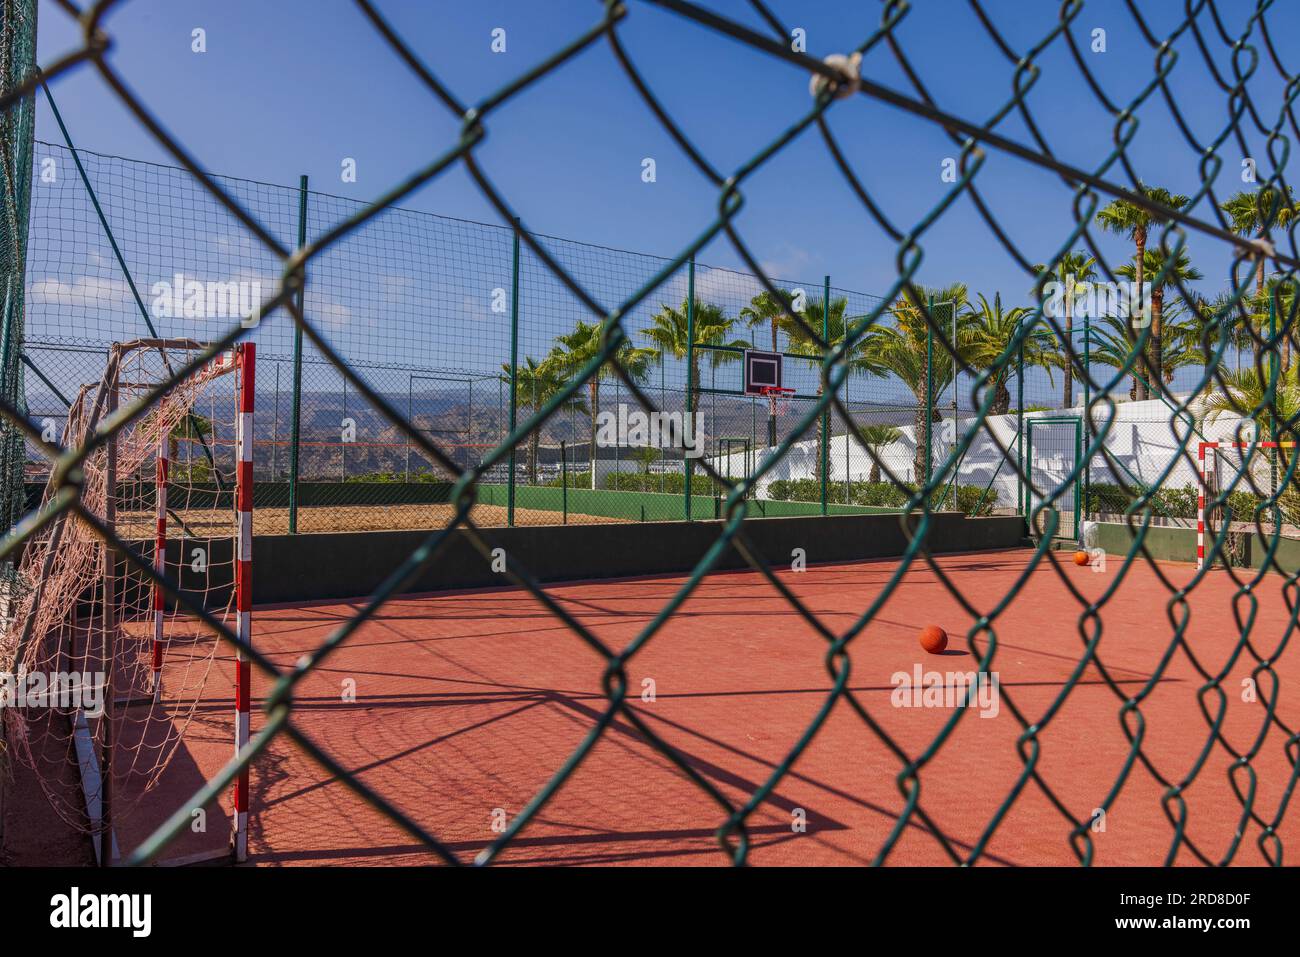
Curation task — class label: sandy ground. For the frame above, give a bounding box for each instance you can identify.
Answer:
[113,503,621,538]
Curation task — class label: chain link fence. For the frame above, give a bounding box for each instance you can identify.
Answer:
[2,0,1300,866]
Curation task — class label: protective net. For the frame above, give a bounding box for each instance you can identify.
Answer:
[2,1,1300,867]
[1200,439,1299,568]
[0,339,242,850]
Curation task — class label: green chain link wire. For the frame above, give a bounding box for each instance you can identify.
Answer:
[2,0,1300,866]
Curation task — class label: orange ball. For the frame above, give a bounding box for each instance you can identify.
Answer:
[1073,550,1089,566]
[918,624,948,655]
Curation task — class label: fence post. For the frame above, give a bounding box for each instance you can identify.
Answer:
[271,361,280,481]
[0,278,14,410]
[1270,294,1279,525]
[288,174,308,534]
[950,297,958,509]
[924,294,934,491]
[507,218,521,527]
[1012,292,1023,517]
[561,439,568,524]
[685,257,695,521]
[821,275,830,515]
[1083,310,1090,516]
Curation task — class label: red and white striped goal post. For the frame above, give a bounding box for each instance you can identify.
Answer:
[142,340,254,861]
[234,342,254,862]
[1196,440,1296,570]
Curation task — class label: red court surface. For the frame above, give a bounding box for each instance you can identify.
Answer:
[142,547,1300,866]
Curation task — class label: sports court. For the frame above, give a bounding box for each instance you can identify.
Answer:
[4,1,1300,884]
[110,546,1294,867]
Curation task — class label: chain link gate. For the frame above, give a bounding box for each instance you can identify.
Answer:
[1027,416,1082,542]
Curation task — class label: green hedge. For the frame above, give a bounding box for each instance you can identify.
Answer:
[343,471,451,484]
[1086,481,1285,523]
[544,470,730,495]
[765,478,994,516]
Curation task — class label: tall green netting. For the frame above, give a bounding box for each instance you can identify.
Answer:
[0,0,33,549]
[0,0,35,845]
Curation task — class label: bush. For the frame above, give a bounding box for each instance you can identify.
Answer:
[1086,482,1200,519]
[540,470,728,495]
[765,478,994,516]
[954,483,995,517]
[344,471,448,484]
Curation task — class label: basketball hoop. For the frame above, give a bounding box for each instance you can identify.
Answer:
[758,385,796,415]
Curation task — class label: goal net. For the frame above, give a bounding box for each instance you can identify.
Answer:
[1196,439,1296,569]
[0,338,254,863]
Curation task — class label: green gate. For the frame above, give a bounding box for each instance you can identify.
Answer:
[1026,416,1082,541]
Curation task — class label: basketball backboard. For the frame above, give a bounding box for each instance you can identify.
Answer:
[743,349,782,396]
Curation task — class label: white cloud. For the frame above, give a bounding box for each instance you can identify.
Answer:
[308,296,352,333]
[27,274,134,308]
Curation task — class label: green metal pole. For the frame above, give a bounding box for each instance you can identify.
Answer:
[1270,295,1279,525]
[507,218,521,527]
[1012,292,1023,516]
[41,80,158,339]
[288,175,308,534]
[0,279,15,397]
[1025,421,1033,521]
[924,295,934,493]
[821,275,830,516]
[1083,311,1090,517]
[951,298,958,510]
[685,258,695,521]
[1075,417,1083,541]
[561,440,568,524]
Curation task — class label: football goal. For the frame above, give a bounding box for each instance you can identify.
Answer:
[0,338,254,864]
[1196,439,1295,570]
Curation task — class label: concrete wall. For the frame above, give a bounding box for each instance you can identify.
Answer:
[1091,519,1300,572]
[249,512,1027,604]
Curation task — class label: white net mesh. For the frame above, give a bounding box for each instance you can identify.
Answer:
[0,340,241,841]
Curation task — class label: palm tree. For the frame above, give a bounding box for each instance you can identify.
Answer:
[1032,251,1096,408]
[1086,313,1197,392]
[1145,300,1203,384]
[1222,187,1298,308]
[629,444,659,475]
[777,295,883,488]
[501,353,587,484]
[857,423,902,482]
[1115,246,1203,391]
[552,319,656,489]
[964,293,1051,414]
[866,283,972,483]
[739,289,793,353]
[1185,289,1252,368]
[1222,187,1300,368]
[642,299,749,411]
[1265,275,1300,371]
[1096,184,1191,398]
[1235,274,1300,371]
[1183,281,1294,376]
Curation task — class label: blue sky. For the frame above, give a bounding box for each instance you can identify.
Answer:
[27,0,1300,406]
